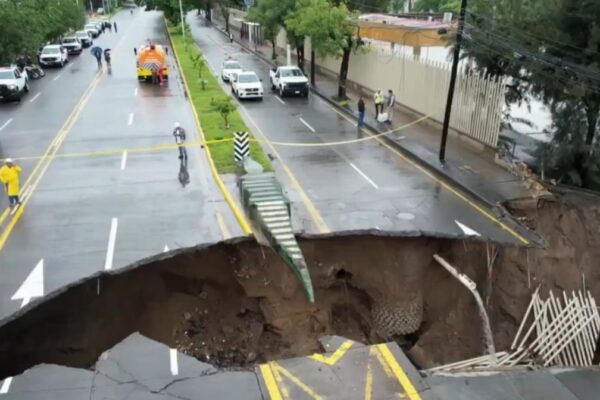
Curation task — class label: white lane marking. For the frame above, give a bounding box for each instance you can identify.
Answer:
[120,151,128,170]
[11,259,44,308]
[134,87,138,97]
[299,117,316,133]
[104,218,118,270]
[128,113,134,126]
[455,220,481,236]
[21,185,32,199]
[0,377,13,394]
[164,245,169,252]
[0,118,13,131]
[348,162,379,189]
[53,74,62,81]
[275,95,285,105]
[169,348,179,375]
[29,92,41,103]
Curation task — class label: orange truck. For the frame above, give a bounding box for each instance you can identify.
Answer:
[136,44,169,82]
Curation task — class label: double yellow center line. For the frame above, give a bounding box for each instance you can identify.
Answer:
[0,71,103,251]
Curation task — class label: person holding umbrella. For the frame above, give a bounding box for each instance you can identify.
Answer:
[104,48,112,68]
[91,46,103,68]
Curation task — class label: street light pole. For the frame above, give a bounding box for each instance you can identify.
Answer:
[179,0,186,39]
[439,0,468,162]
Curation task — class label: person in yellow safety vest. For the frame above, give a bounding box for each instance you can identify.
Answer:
[374,89,384,119]
[0,158,22,208]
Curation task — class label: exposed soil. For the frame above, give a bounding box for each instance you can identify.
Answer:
[0,189,598,379]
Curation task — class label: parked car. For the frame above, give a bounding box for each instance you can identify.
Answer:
[221,59,243,82]
[84,23,100,38]
[0,66,29,102]
[39,45,68,67]
[231,71,264,100]
[269,66,309,97]
[61,37,83,55]
[76,30,93,47]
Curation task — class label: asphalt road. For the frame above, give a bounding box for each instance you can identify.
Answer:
[188,16,527,246]
[0,10,237,320]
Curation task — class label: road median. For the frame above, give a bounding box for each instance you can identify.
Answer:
[166,24,271,174]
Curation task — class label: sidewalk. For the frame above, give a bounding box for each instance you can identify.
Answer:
[214,22,534,209]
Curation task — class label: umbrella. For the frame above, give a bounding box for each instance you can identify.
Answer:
[91,46,103,58]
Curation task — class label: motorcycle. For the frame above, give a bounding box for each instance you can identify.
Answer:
[24,64,45,79]
[16,56,45,79]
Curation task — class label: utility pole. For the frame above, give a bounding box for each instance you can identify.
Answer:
[439,0,467,162]
[179,0,186,39]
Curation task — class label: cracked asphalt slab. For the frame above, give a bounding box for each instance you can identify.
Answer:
[188,16,532,246]
[0,10,238,320]
[4,332,599,399]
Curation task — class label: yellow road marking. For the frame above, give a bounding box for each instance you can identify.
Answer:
[271,362,291,400]
[308,339,354,366]
[167,23,253,236]
[215,210,231,239]
[0,76,103,251]
[259,363,284,400]
[373,345,394,378]
[238,106,330,234]
[273,363,323,400]
[364,357,374,400]
[0,208,10,227]
[376,344,422,400]
[0,18,138,248]
[327,104,530,245]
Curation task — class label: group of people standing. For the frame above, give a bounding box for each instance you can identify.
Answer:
[357,89,396,128]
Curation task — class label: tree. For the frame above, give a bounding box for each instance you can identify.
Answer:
[247,0,305,67]
[0,0,85,64]
[246,0,284,60]
[462,0,600,189]
[211,96,236,128]
[414,0,459,13]
[286,0,358,98]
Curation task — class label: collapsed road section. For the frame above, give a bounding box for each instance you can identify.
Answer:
[0,190,599,383]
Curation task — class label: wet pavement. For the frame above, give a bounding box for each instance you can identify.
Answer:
[189,16,534,247]
[0,9,241,321]
[2,332,599,399]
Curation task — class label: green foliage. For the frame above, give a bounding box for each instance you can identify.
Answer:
[286,0,356,59]
[210,96,237,128]
[0,0,85,63]
[414,0,458,12]
[462,0,600,189]
[168,26,271,173]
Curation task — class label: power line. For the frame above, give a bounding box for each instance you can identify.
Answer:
[466,10,600,57]
[462,35,600,95]
[464,22,600,84]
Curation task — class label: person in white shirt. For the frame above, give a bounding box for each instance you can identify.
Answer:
[173,122,188,161]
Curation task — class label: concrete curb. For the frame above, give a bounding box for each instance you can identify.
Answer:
[210,21,544,247]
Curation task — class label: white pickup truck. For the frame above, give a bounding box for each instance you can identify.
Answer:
[0,67,29,102]
[269,66,309,97]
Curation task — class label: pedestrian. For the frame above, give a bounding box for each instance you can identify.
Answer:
[101,24,106,34]
[94,52,102,68]
[114,22,118,33]
[357,96,365,128]
[386,89,395,124]
[173,123,188,161]
[0,159,22,208]
[373,89,384,119]
[107,23,112,33]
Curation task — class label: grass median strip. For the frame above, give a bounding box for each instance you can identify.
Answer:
[168,27,271,174]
